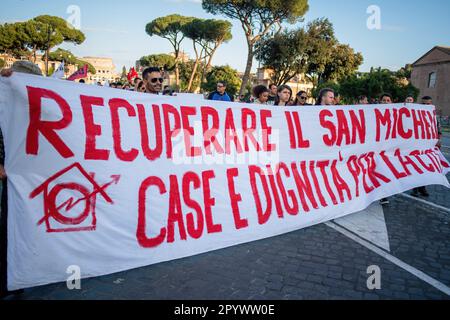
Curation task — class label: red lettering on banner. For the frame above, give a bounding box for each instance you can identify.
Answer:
[380,150,408,179]
[320,110,335,146]
[182,172,204,239]
[291,162,319,211]
[249,165,272,225]
[109,98,139,162]
[347,155,361,197]
[330,160,352,203]
[316,160,338,205]
[163,104,181,159]
[225,108,243,154]
[411,109,426,139]
[167,175,187,243]
[375,109,391,142]
[201,107,224,155]
[261,109,276,152]
[137,104,163,161]
[308,162,328,207]
[266,165,284,218]
[395,149,423,175]
[398,108,413,139]
[202,170,222,234]
[410,150,436,172]
[80,95,110,160]
[284,111,310,149]
[137,176,167,248]
[242,108,261,152]
[180,106,202,157]
[226,168,248,229]
[26,86,74,157]
[275,162,299,215]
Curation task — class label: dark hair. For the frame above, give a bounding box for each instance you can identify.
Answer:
[358,95,367,101]
[142,67,161,80]
[252,85,269,98]
[217,81,227,87]
[137,81,145,90]
[275,85,292,106]
[421,96,432,100]
[269,83,278,90]
[79,79,85,83]
[379,93,393,101]
[293,91,308,105]
[315,88,335,105]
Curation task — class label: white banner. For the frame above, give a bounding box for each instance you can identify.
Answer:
[0,73,449,290]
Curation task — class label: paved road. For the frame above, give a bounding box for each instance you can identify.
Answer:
[2,146,449,300]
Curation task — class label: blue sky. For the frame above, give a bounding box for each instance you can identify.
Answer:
[1,0,449,73]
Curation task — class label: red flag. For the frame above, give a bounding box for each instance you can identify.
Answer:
[127,67,138,82]
[67,65,88,81]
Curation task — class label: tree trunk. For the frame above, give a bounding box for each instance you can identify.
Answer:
[239,41,254,96]
[174,49,180,90]
[187,60,199,92]
[45,48,50,76]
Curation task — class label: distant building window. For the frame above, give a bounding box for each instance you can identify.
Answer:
[428,72,436,88]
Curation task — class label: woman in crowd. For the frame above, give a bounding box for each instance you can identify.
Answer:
[274,85,292,106]
[252,85,270,105]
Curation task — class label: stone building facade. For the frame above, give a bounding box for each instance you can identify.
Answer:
[411,46,450,116]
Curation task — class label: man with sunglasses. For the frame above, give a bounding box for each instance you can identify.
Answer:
[142,67,164,94]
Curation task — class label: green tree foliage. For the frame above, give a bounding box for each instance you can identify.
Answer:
[181,18,232,92]
[139,54,176,71]
[202,65,241,98]
[316,67,420,104]
[33,15,85,75]
[48,48,96,74]
[178,59,205,92]
[146,14,194,88]
[202,0,309,95]
[255,18,363,88]
[0,58,5,69]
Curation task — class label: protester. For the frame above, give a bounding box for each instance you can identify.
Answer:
[293,90,311,106]
[136,80,146,93]
[411,96,442,197]
[315,88,335,106]
[267,84,278,105]
[358,95,369,105]
[142,66,163,95]
[207,81,233,102]
[378,92,395,205]
[405,95,414,103]
[252,85,270,105]
[379,93,393,104]
[133,77,142,91]
[274,85,292,106]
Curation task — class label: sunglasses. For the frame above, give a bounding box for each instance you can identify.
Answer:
[150,78,164,84]
[299,96,307,100]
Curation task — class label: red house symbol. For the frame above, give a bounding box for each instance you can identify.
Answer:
[30,162,120,233]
